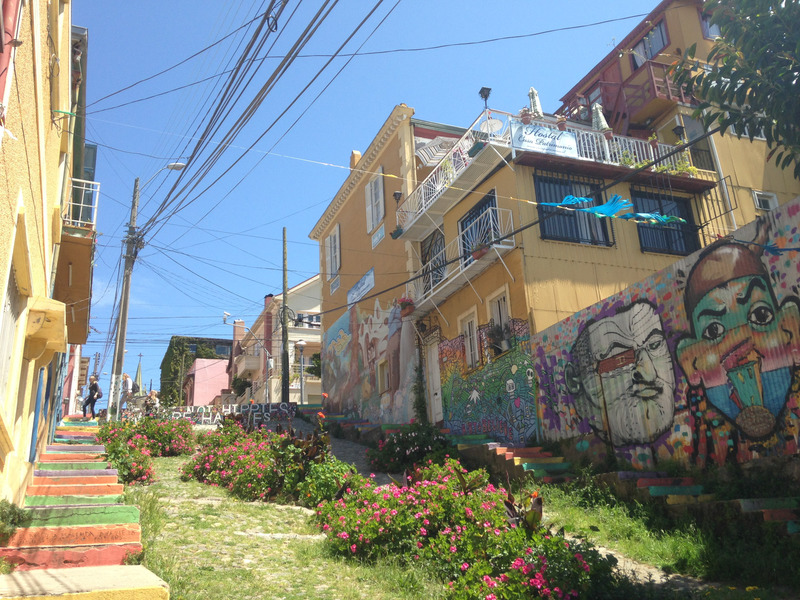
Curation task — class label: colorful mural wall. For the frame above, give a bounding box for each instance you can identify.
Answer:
[322,298,417,423]
[440,318,538,445]
[169,402,296,426]
[532,204,800,470]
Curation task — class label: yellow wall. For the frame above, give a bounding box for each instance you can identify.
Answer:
[0,0,71,503]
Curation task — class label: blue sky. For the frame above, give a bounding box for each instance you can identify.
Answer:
[72,0,657,402]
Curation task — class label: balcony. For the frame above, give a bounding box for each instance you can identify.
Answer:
[397,110,715,242]
[396,111,512,241]
[52,178,100,345]
[234,353,261,379]
[405,206,515,314]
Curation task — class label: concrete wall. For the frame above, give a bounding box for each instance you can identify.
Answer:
[185,359,229,406]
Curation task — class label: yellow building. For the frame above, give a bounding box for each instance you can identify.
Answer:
[312,0,799,439]
[0,2,98,502]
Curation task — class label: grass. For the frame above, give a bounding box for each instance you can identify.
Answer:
[128,456,443,600]
[518,475,799,600]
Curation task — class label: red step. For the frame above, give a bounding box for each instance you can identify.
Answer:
[0,543,143,571]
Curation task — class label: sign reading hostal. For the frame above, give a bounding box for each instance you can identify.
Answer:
[511,121,579,158]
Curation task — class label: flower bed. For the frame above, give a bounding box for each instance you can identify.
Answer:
[313,459,616,598]
[366,421,453,473]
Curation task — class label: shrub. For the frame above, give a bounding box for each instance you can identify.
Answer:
[367,422,453,473]
[296,458,356,508]
[0,499,31,544]
[312,459,615,597]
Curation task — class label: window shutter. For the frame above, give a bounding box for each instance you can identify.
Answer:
[333,223,341,273]
[365,168,384,233]
[324,235,332,280]
[366,180,375,233]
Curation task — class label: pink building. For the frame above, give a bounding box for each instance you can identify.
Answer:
[183,359,229,407]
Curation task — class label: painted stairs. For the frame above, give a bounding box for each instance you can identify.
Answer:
[0,416,169,599]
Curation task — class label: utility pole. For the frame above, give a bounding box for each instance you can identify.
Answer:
[109,177,141,421]
[92,352,100,377]
[281,227,289,405]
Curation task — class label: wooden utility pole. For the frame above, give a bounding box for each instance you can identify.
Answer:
[281,227,289,405]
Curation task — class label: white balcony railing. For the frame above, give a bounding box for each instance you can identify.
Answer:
[66,178,100,229]
[397,110,708,237]
[407,206,515,308]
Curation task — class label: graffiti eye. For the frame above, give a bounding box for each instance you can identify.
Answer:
[648,335,666,352]
[748,304,774,326]
[702,321,725,341]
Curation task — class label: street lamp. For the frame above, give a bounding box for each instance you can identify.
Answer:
[295,339,307,405]
[109,162,186,420]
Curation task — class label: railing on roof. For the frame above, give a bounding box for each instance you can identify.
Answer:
[66,178,100,229]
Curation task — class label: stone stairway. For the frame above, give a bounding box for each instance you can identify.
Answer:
[0,416,169,599]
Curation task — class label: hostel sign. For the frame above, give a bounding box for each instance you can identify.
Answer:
[511,121,579,158]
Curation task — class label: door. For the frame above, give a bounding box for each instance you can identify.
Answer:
[425,340,443,424]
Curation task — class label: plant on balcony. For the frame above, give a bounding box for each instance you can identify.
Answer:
[399,296,415,317]
[556,114,567,131]
[231,375,251,396]
[648,132,659,148]
[519,107,533,125]
[487,323,512,355]
[389,225,403,239]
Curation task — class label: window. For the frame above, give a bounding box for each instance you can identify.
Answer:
[534,172,612,246]
[700,12,721,39]
[377,360,389,392]
[631,20,667,69]
[460,313,479,369]
[459,190,500,262]
[421,230,446,294]
[0,270,23,400]
[683,118,716,171]
[753,191,778,211]
[325,223,341,281]
[215,344,231,356]
[189,344,197,353]
[631,187,699,255]
[365,167,385,233]
[488,292,509,329]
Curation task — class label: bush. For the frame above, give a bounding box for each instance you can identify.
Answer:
[0,499,31,544]
[366,422,453,473]
[181,420,344,504]
[296,458,356,508]
[312,459,615,597]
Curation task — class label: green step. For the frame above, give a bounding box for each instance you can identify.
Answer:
[26,505,140,527]
[25,495,122,507]
[521,462,571,473]
[35,461,110,471]
[647,485,705,497]
[788,521,800,535]
[738,497,800,512]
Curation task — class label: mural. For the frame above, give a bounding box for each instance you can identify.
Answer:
[533,204,800,469]
[440,318,538,445]
[321,298,417,424]
[169,402,296,426]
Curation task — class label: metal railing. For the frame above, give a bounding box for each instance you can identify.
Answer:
[407,206,514,305]
[66,178,100,229]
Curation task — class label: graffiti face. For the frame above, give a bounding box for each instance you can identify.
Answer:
[566,301,676,445]
[677,245,800,438]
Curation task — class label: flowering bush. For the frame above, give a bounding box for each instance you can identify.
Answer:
[366,421,453,473]
[181,420,353,504]
[313,458,615,598]
[105,437,154,485]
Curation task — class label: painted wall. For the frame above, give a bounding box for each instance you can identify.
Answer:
[531,200,800,470]
[439,318,538,445]
[185,359,229,406]
[170,402,296,426]
[322,298,417,424]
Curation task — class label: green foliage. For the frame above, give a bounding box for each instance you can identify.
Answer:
[231,375,251,396]
[0,499,31,544]
[181,420,339,503]
[295,457,355,508]
[412,362,428,424]
[305,352,322,378]
[366,421,453,473]
[159,337,226,408]
[670,0,800,179]
[313,458,616,598]
[96,418,194,484]
[0,557,14,575]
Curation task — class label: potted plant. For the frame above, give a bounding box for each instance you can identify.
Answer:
[648,132,659,149]
[470,242,489,261]
[390,225,404,239]
[519,107,533,125]
[487,323,511,355]
[556,115,567,131]
[602,127,613,140]
[399,297,415,317]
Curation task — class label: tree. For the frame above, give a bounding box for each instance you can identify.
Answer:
[671,0,800,178]
[305,352,321,378]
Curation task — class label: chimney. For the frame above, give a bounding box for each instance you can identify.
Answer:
[350,150,361,171]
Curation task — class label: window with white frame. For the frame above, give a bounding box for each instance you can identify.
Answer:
[365,167,385,233]
[460,311,479,369]
[325,223,341,281]
[753,191,778,211]
[0,270,23,403]
[700,12,721,39]
[488,290,509,330]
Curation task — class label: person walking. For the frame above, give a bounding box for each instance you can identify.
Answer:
[82,375,102,419]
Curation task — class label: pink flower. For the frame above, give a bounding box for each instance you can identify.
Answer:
[461,562,469,571]
[350,544,357,553]
[485,595,497,600]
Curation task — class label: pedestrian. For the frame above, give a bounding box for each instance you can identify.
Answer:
[83,375,102,419]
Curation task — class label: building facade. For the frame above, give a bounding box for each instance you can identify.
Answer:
[0,2,98,503]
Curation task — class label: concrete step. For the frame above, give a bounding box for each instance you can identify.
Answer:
[5,523,141,548]
[0,564,168,599]
[53,436,98,445]
[27,483,124,497]
[35,461,112,471]
[46,444,105,453]
[521,462,571,474]
[38,453,105,463]
[0,543,143,571]
[636,477,696,488]
[33,474,119,486]
[26,505,139,528]
[25,495,123,507]
[665,493,716,505]
[514,456,564,466]
[647,484,705,497]
[737,497,800,512]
